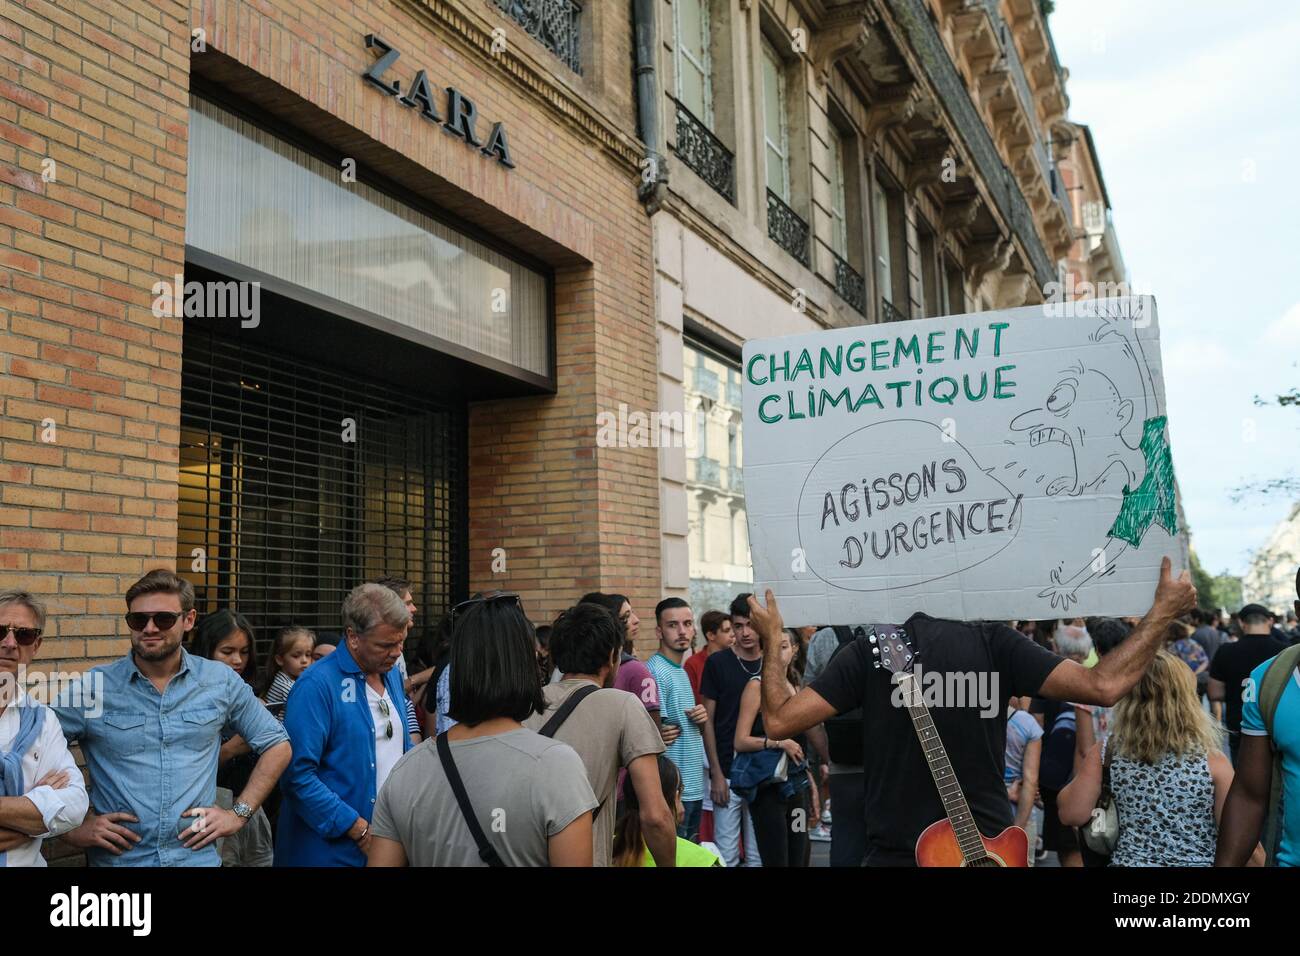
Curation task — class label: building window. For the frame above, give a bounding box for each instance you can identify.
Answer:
[829,127,866,313]
[675,0,712,126]
[761,40,790,201]
[874,176,907,322]
[492,0,583,75]
[684,339,752,612]
[830,134,849,258]
[918,219,940,318]
[945,257,965,314]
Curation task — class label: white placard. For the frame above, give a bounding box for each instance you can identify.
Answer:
[742,297,1187,625]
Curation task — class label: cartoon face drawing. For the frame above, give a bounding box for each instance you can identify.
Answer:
[1008,360,1138,497]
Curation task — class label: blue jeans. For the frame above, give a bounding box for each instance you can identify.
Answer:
[679,800,703,842]
[713,789,762,867]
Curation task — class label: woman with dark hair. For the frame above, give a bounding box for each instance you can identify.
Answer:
[190,609,258,682]
[579,591,664,734]
[367,594,597,866]
[189,609,274,867]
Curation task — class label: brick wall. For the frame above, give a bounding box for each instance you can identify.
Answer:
[3,0,661,665]
[0,0,190,673]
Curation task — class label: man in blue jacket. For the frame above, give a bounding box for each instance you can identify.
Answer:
[276,583,412,866]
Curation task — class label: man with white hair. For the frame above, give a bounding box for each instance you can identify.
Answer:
[276,583,413,866]
[0,589,88,866]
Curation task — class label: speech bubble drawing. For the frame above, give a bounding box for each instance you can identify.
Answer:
[796,419,1024,592]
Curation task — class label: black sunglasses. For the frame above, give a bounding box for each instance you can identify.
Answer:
[1,624,42,646]
[450,592,522,622]
[376,696,394,740]
[125,611,183,632]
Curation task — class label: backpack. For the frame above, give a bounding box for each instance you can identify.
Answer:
[824,626,865,766]
[1260,643,1300,865]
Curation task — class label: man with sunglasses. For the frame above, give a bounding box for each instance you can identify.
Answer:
[276,583,414,866]
[0,590,89,866]
[53,570,290,866]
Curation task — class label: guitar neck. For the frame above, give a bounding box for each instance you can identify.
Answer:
[897,673,987,863]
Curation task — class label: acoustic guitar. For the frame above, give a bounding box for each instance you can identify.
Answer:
[868,625,1028,868]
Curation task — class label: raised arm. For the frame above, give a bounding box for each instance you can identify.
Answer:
[1038,556,1195,706]
[747,591,838,741]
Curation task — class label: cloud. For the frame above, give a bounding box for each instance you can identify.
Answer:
[1262,302,1300,349]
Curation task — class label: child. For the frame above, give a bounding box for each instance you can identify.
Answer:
[261,625,315,722]
[613,755,723,867]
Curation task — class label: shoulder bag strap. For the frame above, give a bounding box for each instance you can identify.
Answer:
[435,732,505,867]
[1259,644,1300,865]
[538,683,600,739]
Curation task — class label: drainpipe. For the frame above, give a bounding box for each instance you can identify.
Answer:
[633,0,668,213]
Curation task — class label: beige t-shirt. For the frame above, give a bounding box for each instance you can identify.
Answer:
[371,730,596,867]
[522,679,666,866]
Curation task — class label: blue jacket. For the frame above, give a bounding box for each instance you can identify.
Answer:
[275,642,411,866]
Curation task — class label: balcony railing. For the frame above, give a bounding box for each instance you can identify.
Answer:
[692,365,719,399]
[881,297,909,324]
[767,190,810,266]
[725,380,743,408]
[727,465,744,493]
[693,456,721,486]
[492,0,582,74]
[672,99,736,204]
[832,252,866,314]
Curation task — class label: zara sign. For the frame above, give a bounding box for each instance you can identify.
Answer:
[361,33,516,169]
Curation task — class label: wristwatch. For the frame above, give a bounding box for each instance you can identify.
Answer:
[231,802,254,820]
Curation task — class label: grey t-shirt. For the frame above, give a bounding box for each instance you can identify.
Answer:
[371,730,597,866]
[522,680,665,866]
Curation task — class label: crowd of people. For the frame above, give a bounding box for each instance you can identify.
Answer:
[0,562,1296,868]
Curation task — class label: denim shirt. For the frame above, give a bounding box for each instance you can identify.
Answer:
[53,649,289,867]
[275,641,411,867]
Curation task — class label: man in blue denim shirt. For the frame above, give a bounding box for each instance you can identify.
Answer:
[276,583,412,866]
[54,570,290,866]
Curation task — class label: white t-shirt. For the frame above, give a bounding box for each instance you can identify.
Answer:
[366,683,404,793]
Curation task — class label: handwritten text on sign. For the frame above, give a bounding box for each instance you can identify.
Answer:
[741,298,1185,625]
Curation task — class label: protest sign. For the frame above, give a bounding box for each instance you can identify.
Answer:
[741,296,1187,625]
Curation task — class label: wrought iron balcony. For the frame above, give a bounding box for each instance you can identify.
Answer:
[492,0,582,74]
[767,190,810,266]
[672,99,736,204]
[832,252,866,314]
[881,297,909,324]
[693,456,721,486]
[728,465,744,493]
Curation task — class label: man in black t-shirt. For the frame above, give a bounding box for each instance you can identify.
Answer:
[1209,603,1287,764]
[747,557,1197,866]
[699,593,764,867]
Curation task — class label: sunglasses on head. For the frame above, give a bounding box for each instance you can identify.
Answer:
[1,623,42,646]
[125,611,183,632]
[450,592,522,622]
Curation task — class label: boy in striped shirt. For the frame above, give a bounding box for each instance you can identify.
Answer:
[646,598,709,841]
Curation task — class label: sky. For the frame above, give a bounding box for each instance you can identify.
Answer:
[1049,0,1300,579]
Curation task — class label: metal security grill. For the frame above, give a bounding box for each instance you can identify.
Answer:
[178,328,466,656]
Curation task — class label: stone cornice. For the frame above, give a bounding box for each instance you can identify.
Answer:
[398,0,644,173]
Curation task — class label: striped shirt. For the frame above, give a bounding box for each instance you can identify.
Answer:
[646,653,706,802]
[263,670,295,721]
